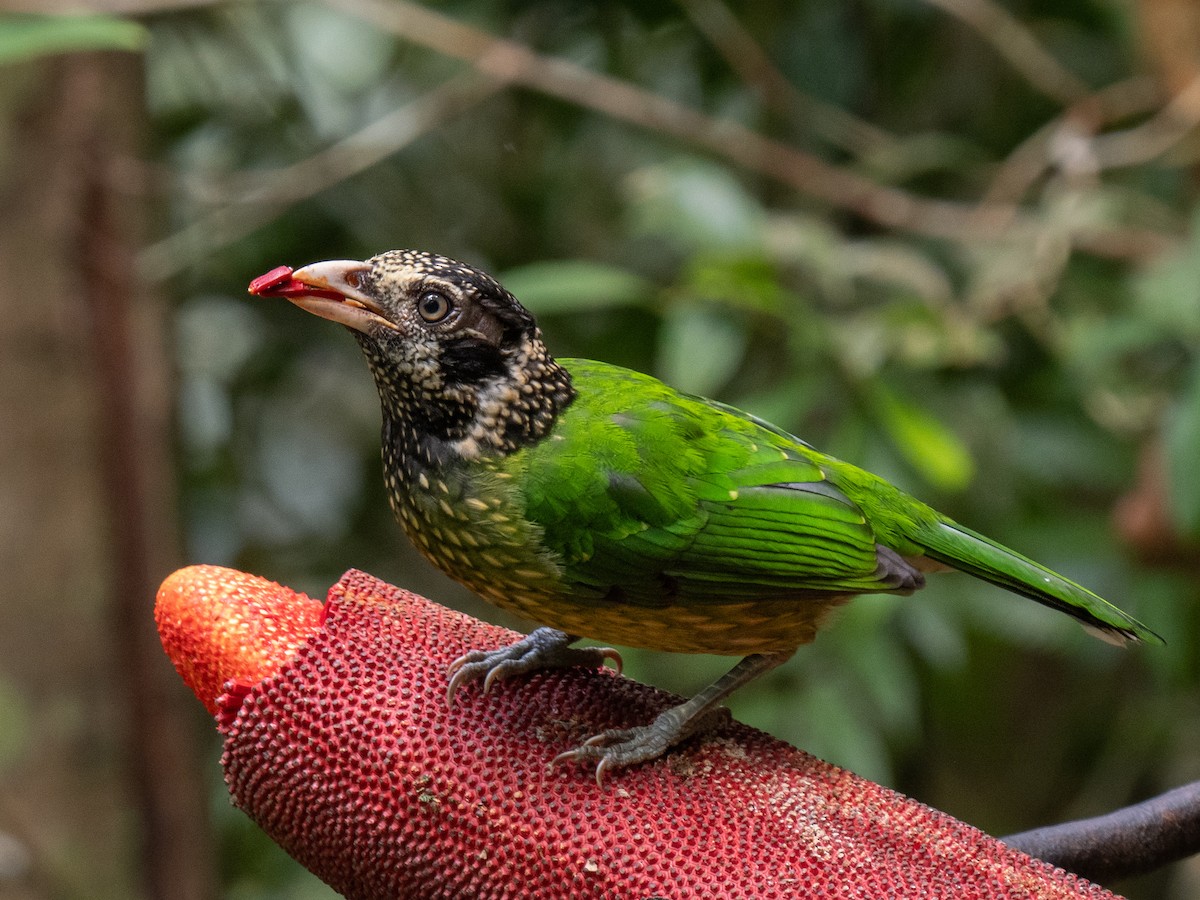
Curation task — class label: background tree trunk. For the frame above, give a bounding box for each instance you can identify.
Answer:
[0,52,215,900]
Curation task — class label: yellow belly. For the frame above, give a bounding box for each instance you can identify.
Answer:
[392,460,849,656]
[489,591,851,655]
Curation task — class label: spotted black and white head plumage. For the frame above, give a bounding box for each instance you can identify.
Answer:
[345,250,575,465]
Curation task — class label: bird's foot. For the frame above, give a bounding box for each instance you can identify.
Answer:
[446,626,622,706]
[553,704,731,786]
[553,651,793,785]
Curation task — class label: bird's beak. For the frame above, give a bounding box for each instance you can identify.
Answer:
[248,260,397,333]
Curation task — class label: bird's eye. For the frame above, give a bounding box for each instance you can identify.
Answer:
[417,290,452,323]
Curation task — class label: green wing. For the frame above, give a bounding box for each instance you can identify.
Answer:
[516,359,1160,646]
[517,360,919,607]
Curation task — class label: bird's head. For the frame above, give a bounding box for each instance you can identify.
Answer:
[250,250,573,457]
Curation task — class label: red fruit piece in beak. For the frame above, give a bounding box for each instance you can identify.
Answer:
[248,265,346,302]
[248,265,294,294]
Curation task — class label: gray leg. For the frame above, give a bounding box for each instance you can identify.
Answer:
[555,650,794,785]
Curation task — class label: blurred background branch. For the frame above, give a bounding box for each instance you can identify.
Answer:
[332,0,1180,259]
[921,0,1091,105]
[675,0,895,157]
[140,72,501,278]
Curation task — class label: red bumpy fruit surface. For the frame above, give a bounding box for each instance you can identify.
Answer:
[155,565,1122,900]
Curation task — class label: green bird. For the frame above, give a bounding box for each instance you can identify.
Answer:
[251,250,1161,781]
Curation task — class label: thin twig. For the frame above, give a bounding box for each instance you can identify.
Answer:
[982,76,1163,205]
[920,0,1090,105]
[674,0,893,157]
[1091,72,1200,170]
[138,73,500,280]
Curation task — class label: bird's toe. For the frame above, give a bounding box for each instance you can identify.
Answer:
[445,627,621,706]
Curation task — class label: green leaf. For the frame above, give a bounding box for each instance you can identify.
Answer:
[683,253,787,314]
[1165,364,1200,536]
[0,14,147,65]
[656,303,748,396]
[498,261,652,315]
[871,384,975,491]
[626,159,765,250]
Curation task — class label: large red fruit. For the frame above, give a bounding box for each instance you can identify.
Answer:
[156,565,1121,899]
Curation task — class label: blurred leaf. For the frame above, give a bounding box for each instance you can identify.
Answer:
[625,159,765,250]
[499,260,652,315]
[656,302,748,396]
[1063,313,1180,389]
[860,132,987,185]
[885,302,1003,370]
[1011,413,1130,493]
[1134,254,1200,341]
[683,253,787,314]
[1164,363,1200,536]
[1129,571,1196,681]
[732,374,827,438]
[842,238,953,306]
[1132,207,1200,341]
[832,313,890,378]
[871,384,975,491]
[765,213,852,304]
[179,376,232,457]
[285,5,393,96]
[176,297,268,382]
[0,14,146,64]
[965,231,1071,319]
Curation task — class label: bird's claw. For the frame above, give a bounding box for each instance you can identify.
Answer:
[552,704,733,786]
[446,627,622,706]
[595,646,623,676]
[445,648,491,682]
[553,725,674,787]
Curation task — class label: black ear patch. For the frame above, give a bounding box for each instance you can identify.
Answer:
[440,336,508,385]
[481,287,536,334]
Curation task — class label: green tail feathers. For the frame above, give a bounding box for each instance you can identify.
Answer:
[914,521,1163,646]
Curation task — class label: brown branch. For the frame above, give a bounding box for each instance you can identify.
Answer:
[1091,72,1200,170]
[982,77,1164,205]
[330,0,1178,262]
[332,0,1018,240]
[1004,781,1200,883]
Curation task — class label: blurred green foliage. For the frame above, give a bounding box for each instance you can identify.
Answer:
[141,1,1200,896]
[0,13,146,64]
